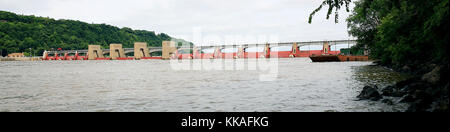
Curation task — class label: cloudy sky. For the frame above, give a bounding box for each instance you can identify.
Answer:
[0,0,354,45]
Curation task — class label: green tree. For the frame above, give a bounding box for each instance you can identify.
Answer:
[310,0,449,70]
[0,10,192,55]
[308,0,351,23]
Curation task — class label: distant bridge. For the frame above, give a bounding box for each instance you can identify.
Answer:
[193,40,356,49]
[43,40,357,60]
[47,40,356,54]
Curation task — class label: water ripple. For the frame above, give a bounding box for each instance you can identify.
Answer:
[0,59,409,112]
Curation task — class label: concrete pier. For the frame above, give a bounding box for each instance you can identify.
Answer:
[292,42,298,55]
[162,41,177,60]
[110,44,125,60]
[323,42,330,54]
[134,42,150,59]
[238,46,244,58]
[88,45,104,60]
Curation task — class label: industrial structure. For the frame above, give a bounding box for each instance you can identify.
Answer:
[41,40,356,60]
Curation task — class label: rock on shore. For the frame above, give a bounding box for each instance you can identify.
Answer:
[358,65,449,112]
[357,86,382,101]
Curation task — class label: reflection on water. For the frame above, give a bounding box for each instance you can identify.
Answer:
[0,58,408,112]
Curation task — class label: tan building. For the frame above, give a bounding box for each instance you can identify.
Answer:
[134,42,151,59]
[88,45,104,60]
[109,44,125,60]
[8,53,25,57]
[162,41,177,60]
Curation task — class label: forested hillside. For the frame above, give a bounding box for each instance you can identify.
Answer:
[0,11,191,56]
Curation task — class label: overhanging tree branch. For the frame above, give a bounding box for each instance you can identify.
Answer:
[309,0,352,23]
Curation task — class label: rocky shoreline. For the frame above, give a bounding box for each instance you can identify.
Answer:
[358,62,449,112]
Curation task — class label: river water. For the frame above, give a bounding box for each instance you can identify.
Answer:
[0,58,409,112]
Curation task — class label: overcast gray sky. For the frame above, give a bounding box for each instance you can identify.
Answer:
[0,0,354,45]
